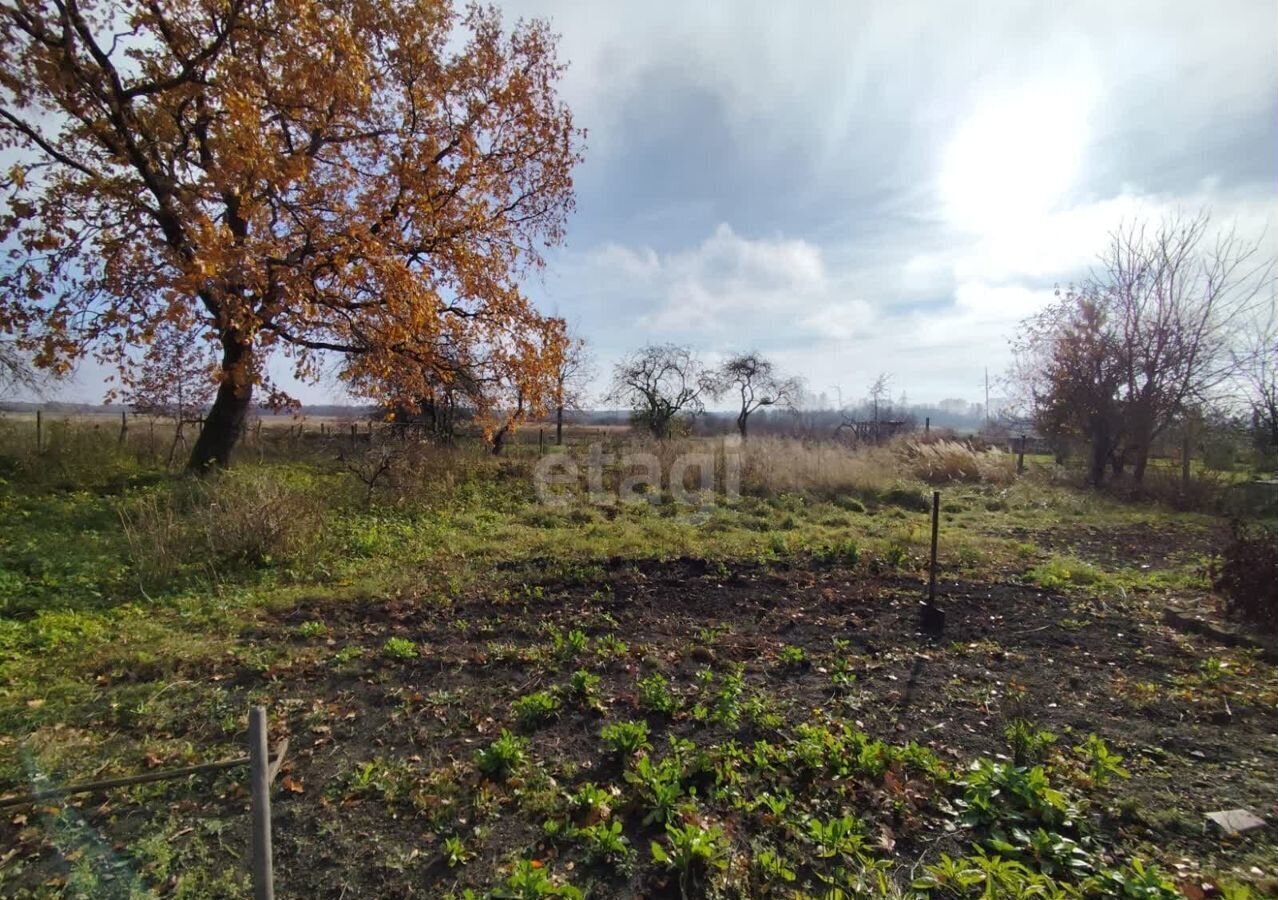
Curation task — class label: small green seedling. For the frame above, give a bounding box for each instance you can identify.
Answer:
[382,636,417,660]
[476,730,528,781]
[600,719,651,756]
[514,691,561,728]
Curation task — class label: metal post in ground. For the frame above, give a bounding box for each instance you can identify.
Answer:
[919,490,945,636]
[248,707,275,900]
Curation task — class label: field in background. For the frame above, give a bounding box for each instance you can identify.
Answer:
[0,419,1275,898]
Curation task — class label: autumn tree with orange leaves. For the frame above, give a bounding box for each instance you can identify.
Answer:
[0,0,582,468]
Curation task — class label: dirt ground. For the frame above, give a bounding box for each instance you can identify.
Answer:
[10,557,1271,897]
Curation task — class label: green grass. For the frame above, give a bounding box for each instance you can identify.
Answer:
[0,424,1261,897]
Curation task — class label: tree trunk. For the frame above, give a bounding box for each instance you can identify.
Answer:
[737,410,748,440]
[556,404,564,445]
[188,335,253,470]
[1132,447,1150,483]
[1089,438,1108,487]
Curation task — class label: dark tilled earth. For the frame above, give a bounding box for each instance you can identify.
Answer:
[4,558,1277,897]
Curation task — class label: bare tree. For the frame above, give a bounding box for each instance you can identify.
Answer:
[0,340,41,399]
[1013,212,1273,485]
[122,325,218,466]
[708,352,802,439]
[1107,214,1272,480]
[610,344,710,439]
[552,328,594,445]
[867,373,892,425]
[1238,294,1278,458]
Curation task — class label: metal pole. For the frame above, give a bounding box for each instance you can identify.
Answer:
[928,490,940,604]
[248,707,275,900]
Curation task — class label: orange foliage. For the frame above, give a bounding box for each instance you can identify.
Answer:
[0,0,582,466]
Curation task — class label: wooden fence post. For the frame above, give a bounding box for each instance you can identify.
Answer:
[924,416,930,436]
[1017,435,1026,474]
[538,428,544,456]
[1181,432,1191,488]
[35,410,42,453]
[248,707,275,900]
[119,410,129,444]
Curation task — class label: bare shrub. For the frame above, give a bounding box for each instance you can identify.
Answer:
[900,440,1016,485]
[194,468,326,567]
[1133,466,1232,512]
[120,468,326,586]
[1213,522,1278,633]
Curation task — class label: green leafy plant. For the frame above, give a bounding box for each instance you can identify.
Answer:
[568,782,613,821]
[883,542,910,569]
[382,636,417,660]
[566,669,602,710]
[1082,858,1180,898]
[637,672,679,715]
[805,814,865,859]
[600,719,651,756]
[296,620,326,638]
[1004,718,1057,766]
[813,538,860,566]
[595,633,629,659]
[754,845,796,884]
[513,691,561,729]
[912,853,984,894]
[960,760,1074,829]
[442,834,474,868]
[575,820,632,865]
[476,730,528,781]
[777,644,806,669]
[651,821,729,891]
[1074,733,1129,785]
[495,859,584,899]
[625,754,686,825]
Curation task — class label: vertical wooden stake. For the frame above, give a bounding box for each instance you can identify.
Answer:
[1181,432,1191,488]
[538,428,544,456]
[248,706,275,900]
[1017,435,1026,474]
[924,416,930,436]
[35,410,42,453]
[928,490,940,604]
[119,410,128,444]
[350,423,357,446]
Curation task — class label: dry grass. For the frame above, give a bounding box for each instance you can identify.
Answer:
[119,468,327,586]
[737,436,900,498]
[900,439,1017,485]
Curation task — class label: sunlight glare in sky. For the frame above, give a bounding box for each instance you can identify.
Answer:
[939,86,1092,236]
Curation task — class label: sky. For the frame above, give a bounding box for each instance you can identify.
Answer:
[25,0,1278,409]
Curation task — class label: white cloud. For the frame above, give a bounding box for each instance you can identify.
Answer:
[588,224,861,338]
